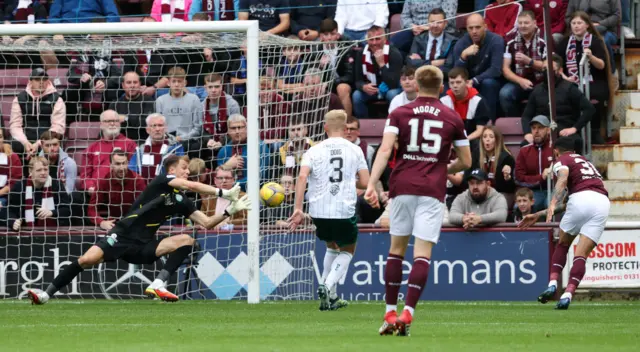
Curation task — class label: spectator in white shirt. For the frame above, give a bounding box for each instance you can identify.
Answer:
[389,65,418,113]
[334,0,389,41]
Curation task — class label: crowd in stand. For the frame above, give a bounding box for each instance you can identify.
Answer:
[0,0,629,231]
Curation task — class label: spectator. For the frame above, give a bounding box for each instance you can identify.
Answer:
[566,0,620,73]
[155,66,204,156]
[290,0,336,41]
[353,25,403,118]
[515,115,553,211]
[38,131,76,194]
[513,187,534,223]
[259,74,289,143]
[80,110,137,193]
[446,150,465,210]
[129,113,185,183]
[230,41,252,101]
[345,116,375,168]
[202,73,241,157]
[201,166,247,227]
[151,0,192,22]
[440,67,491,144]
[238,0,290,35]
[189,0,239,20]
[621,0,634,38]
[48,0,120,23]
[6,156,71,229]
[500,10,547,117]
[317,18,355,117]
[524,0,567,45]
[10,68,65,157]
[522,53,595,146]
[87,149,146,231]
[0,129,22,206]
[277,39,307,95]
[218,114,270,191]
[109,71,156,143]
[558,10,612,144]
[484,0,522,38]
[389,65,418,114]
[4,0,47,23]
[449,169,509,229]
[334,0,389,41]
[406,8,457,79]
[261,173,305,227]
[453,13,504,121]
[276,116,315,175]
[185,157,214,209]
[290,68,344,138]
[392,1,458,54]
[470,126,516,198]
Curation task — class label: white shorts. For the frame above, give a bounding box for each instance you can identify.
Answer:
[560,190,610,243]
[389,195,445,243]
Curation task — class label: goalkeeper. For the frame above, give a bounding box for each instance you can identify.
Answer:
[28,155,251,304]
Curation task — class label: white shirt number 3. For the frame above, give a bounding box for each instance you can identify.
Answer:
[407,118,443,154]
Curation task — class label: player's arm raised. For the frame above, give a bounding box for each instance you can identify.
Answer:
[288,165,311,231]
[366,131,396,208]
[547,164,569,222]
[168,178,241,201]
[189,195,252,229]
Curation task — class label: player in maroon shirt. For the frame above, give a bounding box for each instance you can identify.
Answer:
[520,137,610,310]
[365,65,472,336]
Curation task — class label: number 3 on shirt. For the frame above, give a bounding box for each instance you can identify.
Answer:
[407,118,443,154]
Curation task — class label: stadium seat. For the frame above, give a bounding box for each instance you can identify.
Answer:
[69,149,87,183]
[495,117,523,158]
[67,121,101,140]
[390,14,402,34]
[0,68,31,92]
[359,119,385,145]
[456,13,470,31]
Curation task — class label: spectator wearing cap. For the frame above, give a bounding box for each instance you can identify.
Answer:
[9,68,66,158]
[521,53,595,146]
[515,115,553,211]
[449,169,509,230]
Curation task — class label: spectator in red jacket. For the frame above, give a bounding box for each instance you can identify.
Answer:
[87,149,146,231]
[79,110,137,193]
[485,0,523,38]
[0,130,22,206]
[515,115,553,211]
[524,0,568,44]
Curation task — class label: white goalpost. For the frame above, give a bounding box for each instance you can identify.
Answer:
[0,21,352,303]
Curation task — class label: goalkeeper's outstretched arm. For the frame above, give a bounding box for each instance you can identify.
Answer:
[169,178,240,200]
[189,195,252,229]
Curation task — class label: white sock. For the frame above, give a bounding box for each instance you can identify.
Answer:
[325,252,353,292]
[330,262,350,300]
[560,292,573,300]
[386,304,397,313]
[548,280,558,288]
[322,249,340,283]
[150,279,164,289]
[404,306,415,317]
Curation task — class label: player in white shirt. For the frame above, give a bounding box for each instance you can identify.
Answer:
[289,110,370,311]
[388,66,418,113]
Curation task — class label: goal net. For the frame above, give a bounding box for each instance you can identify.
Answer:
[0,21,353,302]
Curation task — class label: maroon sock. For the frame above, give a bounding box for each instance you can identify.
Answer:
[385,253,404,306]
[404,257,431,310]
[550,242,570,282]
[565,256,587,295]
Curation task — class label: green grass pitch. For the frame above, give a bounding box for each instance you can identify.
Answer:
[1,300,639,351]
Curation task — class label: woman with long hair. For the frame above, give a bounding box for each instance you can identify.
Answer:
[471,126,516,196]
[558,11,613,144]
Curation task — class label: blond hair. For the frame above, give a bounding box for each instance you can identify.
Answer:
[324,109,348,131]
[29,156,49,171]
[167,66,187,79]
[415,65,443,96]
[188,158,206,176]
[478,126,511,177]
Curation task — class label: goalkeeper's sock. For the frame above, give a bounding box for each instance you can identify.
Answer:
[404,257,431,316]
[46,260,84,297]
[158,245,193,281]
[321,248,340,283]
[385,253,404,312]
[549,242,570,282]
[324,252,352,294]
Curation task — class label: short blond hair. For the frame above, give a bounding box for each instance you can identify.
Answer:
[188,158,206,176]
[324,109,348,131]
[415,65,443,95]
[29,156,49,171]
[167,66,187,79]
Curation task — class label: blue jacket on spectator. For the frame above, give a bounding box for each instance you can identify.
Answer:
[218,141,270,192]
[452,30,504,85]
[48,0,120,23]
[189,0,239,20]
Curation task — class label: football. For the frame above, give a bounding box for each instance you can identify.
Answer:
[260,182,286,207]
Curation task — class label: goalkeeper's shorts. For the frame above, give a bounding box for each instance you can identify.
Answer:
[95,234,161,264]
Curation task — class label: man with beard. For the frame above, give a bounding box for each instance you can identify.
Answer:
[109,71,156,142]
[38,131,77,194]
[277,116,316,175]
[80,110,138,193]
[515,115,553,211]
[522,53,595,146]
[88,149,147,231]
[448,169,508,229]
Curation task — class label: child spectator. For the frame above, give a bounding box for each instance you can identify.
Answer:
[513,187,534,223]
